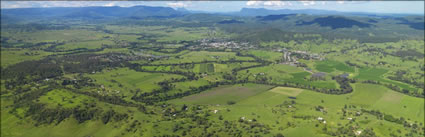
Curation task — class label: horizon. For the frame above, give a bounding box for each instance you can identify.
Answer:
[1,1,424,15]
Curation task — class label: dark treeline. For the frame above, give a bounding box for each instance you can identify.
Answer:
[344,61,363,68]
[1,58,63,82]
[361,108,423,132]
[112,19,215,28]
[332,76,355,94]
[25,102,128,125]
[128,63,197,80]
[387,70,424,89]
[135,59,258,67]
[2,23,71,32]
[1,41,58,49]
[128,41,195,54]
[132,81,233,104]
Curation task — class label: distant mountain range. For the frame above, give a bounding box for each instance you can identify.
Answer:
[1,5,423,43]
[226,8,422,17]
[2,5,422,20]
[1,6,184,20]
[1,5,423,31]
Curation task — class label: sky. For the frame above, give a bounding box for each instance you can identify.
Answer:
[1,1,424,14]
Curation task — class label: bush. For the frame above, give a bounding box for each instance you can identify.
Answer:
[227,100,236,105]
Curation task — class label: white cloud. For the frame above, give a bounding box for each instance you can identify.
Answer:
[299,1,316,6]
[264,1,287,7]
[246,1,291,8]
[103,2,116,7]
[167,2,189,8]
[246,1,263,6]
[337,1,345,4]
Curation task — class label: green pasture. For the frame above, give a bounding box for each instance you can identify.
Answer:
[172,83,423,136]
[86,68,184,98]
[152,51,254,65]
[1,48,53,67]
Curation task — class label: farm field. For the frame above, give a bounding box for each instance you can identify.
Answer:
[171,83,423,137]
[1,3,424,137]
[170,83,274,105]
[86,68,185,100]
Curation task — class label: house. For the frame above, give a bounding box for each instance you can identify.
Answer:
[355,130,362,136]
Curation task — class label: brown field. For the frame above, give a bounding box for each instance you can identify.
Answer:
[269,87,304,97]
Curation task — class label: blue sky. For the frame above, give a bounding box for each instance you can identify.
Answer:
[1,1,424,14]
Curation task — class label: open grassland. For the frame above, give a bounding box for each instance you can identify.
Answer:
[55,40,114,51]
[170,83,274,105]
[355,68,419,91]
[270,87,303,96]
[172,83,423,136]
[86,68,184,98]
[151,51,254,65]
[315,60,355,73]
[1,94,153,137]
[1,48,53,67]
[104,25,209,42]
[238,64,338,89]
[3,30,110,43]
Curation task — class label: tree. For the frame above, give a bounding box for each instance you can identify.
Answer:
[275,133,285,137]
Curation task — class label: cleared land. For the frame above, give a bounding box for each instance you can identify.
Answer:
[269,87,303,96]
[171,83,274,105]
